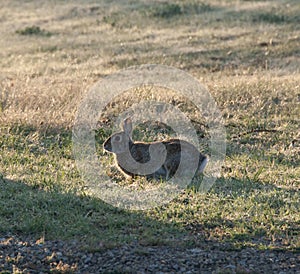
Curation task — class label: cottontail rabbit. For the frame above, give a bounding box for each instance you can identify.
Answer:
[103,117,208,180]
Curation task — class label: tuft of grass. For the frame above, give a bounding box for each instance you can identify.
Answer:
[146,2,212,19]
[16,25,53,37]
[251,12,286,24]
[150,3,183,18]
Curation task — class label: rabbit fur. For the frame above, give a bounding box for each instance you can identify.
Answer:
[103,117,208,180]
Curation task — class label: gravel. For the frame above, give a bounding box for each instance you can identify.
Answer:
[1,235,299,273]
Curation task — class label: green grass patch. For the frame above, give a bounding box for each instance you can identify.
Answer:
[1,124,298,251]
[146,2,213,19]
[16,25,53,37]
[251,12,286,24]
[150,3,183,18]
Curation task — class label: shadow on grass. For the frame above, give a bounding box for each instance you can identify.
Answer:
[109,36,299,73]
[0,123,174,246]
[3,173,298,253]
[103,1,300,73]
[186,177,300,251]
[0,176,187,250]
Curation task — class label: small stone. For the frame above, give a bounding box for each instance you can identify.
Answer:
[173,264,179,270]
[84,256,92,264]
[190,248,203,254]
[123,266,131,272]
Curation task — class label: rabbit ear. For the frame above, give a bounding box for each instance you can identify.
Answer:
[123,117,133,137]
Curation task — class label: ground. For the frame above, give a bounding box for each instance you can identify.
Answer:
[0,0,299,273]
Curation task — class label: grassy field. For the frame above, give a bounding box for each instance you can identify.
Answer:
[0,0,299,257]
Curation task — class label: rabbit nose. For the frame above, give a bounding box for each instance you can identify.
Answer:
[104,139,112,149]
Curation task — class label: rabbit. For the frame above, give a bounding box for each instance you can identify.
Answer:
[103,117,208,181]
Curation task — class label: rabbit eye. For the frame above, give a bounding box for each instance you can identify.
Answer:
[114,135,121,142]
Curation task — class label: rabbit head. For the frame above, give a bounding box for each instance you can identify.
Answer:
[103,117,133,154]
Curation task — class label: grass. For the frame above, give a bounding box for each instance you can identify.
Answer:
[0,0,299,254]
[16,26,53,37]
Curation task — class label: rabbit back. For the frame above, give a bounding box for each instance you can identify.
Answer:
[119,139,207,180]
[161,139,208,179]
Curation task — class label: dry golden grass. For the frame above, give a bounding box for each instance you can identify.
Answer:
[1,0,299,129]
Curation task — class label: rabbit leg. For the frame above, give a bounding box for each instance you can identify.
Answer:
[161,164,170,180]
[196,156,209,176]
[148,165,168,180]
